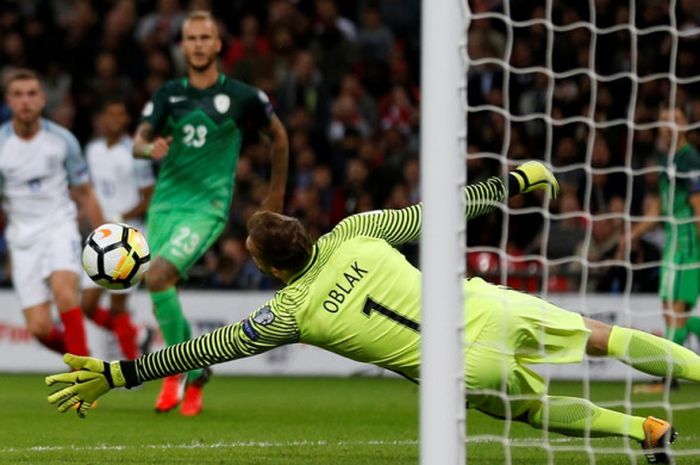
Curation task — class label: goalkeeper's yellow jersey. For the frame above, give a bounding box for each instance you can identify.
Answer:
[132,176,508,385]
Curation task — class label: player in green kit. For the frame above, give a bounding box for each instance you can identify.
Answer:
[622,105,700,391]
[132,11,289,415]
[48,162,700,463]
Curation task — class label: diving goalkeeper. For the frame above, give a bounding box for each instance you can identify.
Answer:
[47,162,694,464]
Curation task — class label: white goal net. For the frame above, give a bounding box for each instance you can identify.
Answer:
[455,0,700,463]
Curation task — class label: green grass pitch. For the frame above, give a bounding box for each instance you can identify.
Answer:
[2,374,699,464]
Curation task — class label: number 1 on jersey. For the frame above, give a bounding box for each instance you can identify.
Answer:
[362,296,420,332]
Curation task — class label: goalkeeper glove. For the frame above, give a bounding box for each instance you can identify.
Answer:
[510,161,560,198]
[46,354,127,418]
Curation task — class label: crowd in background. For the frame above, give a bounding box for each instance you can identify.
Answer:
[0,0,698,293]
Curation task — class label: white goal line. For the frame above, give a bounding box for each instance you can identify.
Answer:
[7,436,693,454]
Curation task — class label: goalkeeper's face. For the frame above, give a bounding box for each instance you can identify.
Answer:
[181,18,222,73]
[246,236,274,277]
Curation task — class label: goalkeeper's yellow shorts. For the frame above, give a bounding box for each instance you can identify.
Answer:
[463,278,591,418]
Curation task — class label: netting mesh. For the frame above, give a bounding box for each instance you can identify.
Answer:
[461,0,700,462]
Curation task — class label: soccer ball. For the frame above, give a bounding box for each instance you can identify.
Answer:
[82,223,150,289]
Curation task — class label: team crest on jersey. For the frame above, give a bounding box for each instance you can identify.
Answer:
[214,94,230,114]
[28,178,42,192]
[252,305,275,325]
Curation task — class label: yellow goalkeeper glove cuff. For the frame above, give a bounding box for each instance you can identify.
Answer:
[45,354,134,418]
[509,161,560,198]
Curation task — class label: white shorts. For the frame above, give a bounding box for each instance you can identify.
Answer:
[10,222,82,309]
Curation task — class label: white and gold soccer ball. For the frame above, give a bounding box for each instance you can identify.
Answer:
[82,223,150,289]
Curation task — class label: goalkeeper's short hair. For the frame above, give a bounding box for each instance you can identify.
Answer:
[247,211,312,271]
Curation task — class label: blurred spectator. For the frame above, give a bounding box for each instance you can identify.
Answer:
[223,14,271,82]
[402,158,420,204]
[331,158,369,224]
[379,85,418,138]
[357,3,394,62]
[327,94,371,176]
[294,146,317,189]
[135,0,185,50]
[0,0,694,293]
[539,191,587,261]
[576,216,621,292]
[277,51,326,124]
[42,61,72,118]
[314,0,356,42]
[309,0,357,87]
[339,74,377,130]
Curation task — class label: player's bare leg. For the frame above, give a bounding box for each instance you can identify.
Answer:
[664,301,690,346]
[51,271,89,356]
[23,303,65,353]
[147,257,187,413]
[655,301,688,391]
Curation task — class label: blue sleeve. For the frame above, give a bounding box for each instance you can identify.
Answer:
[134,158,155,189]
[0,123,10,193]
[47,121,89,185]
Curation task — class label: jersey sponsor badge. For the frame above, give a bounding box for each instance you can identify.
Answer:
[214,94,231,114]
[252,305,275,325]
[257,90,274,116]
[241,319,259,341]
[142,101,154,117]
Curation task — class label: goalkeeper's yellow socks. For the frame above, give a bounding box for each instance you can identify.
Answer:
[664,324,689,346]
[151,288,186,346]
[608,325,700,382]
[527,396,645,440]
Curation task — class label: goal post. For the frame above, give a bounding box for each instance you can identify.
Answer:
[419,0,468,464]
[421,0,700,463]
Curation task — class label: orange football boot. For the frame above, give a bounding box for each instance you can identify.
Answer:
[640,416,677,464]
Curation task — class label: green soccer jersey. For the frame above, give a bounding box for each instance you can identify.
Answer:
[658,143,700,263]
[128,176,508,385]
[141,74,273,218]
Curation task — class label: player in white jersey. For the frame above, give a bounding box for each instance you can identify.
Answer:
[0,69,105,356]
[81,100,155,359]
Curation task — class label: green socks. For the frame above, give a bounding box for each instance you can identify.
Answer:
[686,316,700,339]
[528,396,645,441]
[151,288,185,346]
[665,324,689,346]
[608,325,700,382]
[151,288,203,382]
